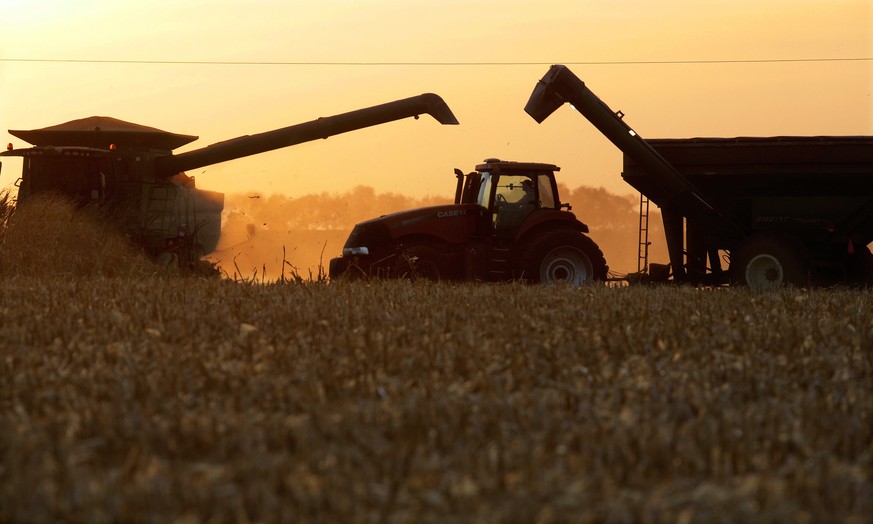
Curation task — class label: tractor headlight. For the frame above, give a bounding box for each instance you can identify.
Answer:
[343,246,369,256]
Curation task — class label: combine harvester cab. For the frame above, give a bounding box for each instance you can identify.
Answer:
[1,94,458,268]
[525,64,873,288]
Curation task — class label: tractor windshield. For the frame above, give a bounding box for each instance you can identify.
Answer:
[477,172,493,208]
[492,174,542,239]
[495,175,536,205]
[537,175,556,208]
[491,173,557,209]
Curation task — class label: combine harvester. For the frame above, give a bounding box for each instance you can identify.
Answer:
[525,65,873,288]
[1,94,458,268]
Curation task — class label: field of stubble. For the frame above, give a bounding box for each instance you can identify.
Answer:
[1,195,871,523]
[1,277,871,523]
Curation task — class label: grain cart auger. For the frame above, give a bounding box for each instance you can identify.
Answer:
[1,94,458,268]
[525,64,740,284]
[525,64,873,287]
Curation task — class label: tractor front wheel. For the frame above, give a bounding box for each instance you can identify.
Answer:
[521,230,607,285]
[394,245,445,281]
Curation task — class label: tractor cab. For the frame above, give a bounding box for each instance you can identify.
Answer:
[455,159,564,240]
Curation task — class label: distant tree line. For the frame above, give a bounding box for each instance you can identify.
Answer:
[210,185,667,280]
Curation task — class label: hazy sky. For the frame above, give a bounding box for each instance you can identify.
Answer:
[2,0,871,199]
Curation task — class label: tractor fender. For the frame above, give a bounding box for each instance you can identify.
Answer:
[511,217,588,265]
[516,209,588,240]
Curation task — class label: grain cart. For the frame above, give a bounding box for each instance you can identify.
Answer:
[1,94,458,267]
[329,158,608,284]
[525,64,873,287]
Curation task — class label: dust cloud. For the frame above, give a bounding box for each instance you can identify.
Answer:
[209,187,447,280]
[208,185,667,281]
[559,184,668,276]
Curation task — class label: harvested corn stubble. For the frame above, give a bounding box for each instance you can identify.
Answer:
[1,278,871,523]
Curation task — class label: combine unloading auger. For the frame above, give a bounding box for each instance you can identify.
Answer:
[155,93,458,176]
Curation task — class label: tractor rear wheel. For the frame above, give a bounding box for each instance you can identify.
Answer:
[731,234,808,289]
[521,230,607,285]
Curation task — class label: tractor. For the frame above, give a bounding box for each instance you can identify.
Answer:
[330,158,608,284]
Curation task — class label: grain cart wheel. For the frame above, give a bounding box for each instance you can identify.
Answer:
[731,235,808,289]
[845,246,873,287]
[394,245,444,281]
[521,230,607,285]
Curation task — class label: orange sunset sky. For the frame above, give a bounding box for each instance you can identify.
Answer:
[1,0,871,200]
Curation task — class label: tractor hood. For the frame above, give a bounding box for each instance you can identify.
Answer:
[345,203,482,252]
[371,203,480,230]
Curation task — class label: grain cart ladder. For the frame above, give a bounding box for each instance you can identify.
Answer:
[638,193,650,273]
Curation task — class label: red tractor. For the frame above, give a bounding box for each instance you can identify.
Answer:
[329,159,608,284]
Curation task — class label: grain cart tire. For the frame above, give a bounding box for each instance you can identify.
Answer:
[394,245,445,281]
[731,235,808,289]
[846,246,873,287]
[521,230,607,285]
